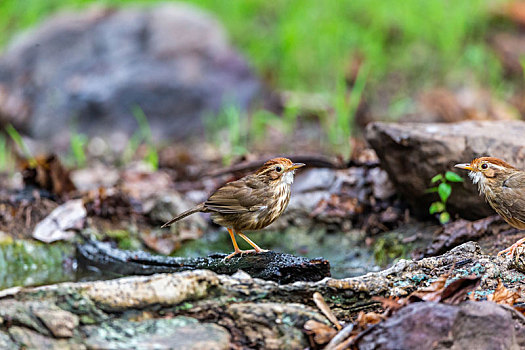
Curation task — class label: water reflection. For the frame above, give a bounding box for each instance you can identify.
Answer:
[0,240,75,290]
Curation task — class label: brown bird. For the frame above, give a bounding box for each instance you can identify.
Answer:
[455,157,525,256]
[161,158,305,258]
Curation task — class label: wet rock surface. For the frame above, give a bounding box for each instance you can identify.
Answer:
[0,4,260,145]
[366,120,525,219]
[225,302,327,349]
[423,215,507,257]
[83,317,230,350]
[0,242,524,349]
[355,301,525,349]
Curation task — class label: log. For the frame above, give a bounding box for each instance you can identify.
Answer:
[76,240,331,284]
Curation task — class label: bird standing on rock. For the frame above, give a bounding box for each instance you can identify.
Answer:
[455,157,525,256]
[161,157,305,259]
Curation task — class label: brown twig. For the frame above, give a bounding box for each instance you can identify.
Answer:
[313,292,342,330]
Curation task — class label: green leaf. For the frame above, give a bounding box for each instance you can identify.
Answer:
[5,124,36,167]
[425,187,438,193]
[429,201,445,214]
[438,182,452,203]
[431,174,443,184]
[439,211,451,224]
[445,171,464,183]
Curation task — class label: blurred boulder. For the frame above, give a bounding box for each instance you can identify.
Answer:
[407,87,521,124]
[0,4,260,146]
[355,301,525,349]
[365,121,525,219]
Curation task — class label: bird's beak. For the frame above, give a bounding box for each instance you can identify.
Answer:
[287,163,306,171]
[454,163,474,171]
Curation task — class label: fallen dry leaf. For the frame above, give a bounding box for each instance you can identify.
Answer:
[22,154,76,196]
[409,274,449,302]
[304,319,337,346]
[355,311,383,329]
[440,276,481,305]
[488,280,520,306]
[409,274,481,305]
[32,199,86,243]
[372,296,407,313]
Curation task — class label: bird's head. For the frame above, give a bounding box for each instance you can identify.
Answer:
[455,157,517,187]
[256,157,305,185]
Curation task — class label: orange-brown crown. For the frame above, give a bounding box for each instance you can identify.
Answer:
[256,158,293,173]
[469,157,516,171]
[255,158,305,180]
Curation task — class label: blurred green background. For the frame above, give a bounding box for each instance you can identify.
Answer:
[0,0,510,95]
[0,0,519,162]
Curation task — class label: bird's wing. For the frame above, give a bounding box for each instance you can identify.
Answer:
[500,172,525,229]
[204,176,270,214]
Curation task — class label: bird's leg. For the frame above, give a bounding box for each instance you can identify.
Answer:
[225,228,255,259]
[497,237,525,257]
[237,232,269,253]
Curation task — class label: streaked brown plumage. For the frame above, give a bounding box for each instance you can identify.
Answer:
[455,157,525,256]
[161,157,305,258]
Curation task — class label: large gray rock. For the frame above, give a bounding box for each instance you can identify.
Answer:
[365,121,525,219]
[0,4,260,145]
[356,301,525,350]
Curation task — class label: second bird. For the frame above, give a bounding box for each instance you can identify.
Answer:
[455,157,525,256]
[162,157,305,258]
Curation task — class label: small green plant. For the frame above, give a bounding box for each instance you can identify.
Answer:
[205,104,250,165]
[69,132,87,168]
[325,66,368,156]
[5,124,35,167]
[0,134,15,172]
[281,99,300,134]
[427,171,464,224]
[223,104,247,158]
[122,106,158,170]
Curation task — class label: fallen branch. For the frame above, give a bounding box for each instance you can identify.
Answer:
[76,239,331,284]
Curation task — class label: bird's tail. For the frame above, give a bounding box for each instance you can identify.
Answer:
[160,203,206,228]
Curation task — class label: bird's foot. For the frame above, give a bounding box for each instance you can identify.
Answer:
[497,237,525,257]
[253,248,270,254]
[223,249,256,260]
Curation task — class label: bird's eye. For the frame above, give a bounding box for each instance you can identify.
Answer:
[481,163,488,170]
[275,166,282,172]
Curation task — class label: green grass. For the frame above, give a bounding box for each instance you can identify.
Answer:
[0,134,15,172]
[0,0,509,93]
[0,0,513,158]
[180,0,508,97]
[122,106,159,169]
[5,124,36,166]
[204,104,249,165]
[69,132,88,168]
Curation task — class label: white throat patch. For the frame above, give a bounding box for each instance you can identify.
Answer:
[468,171,484,185]
[281,170,295,185]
